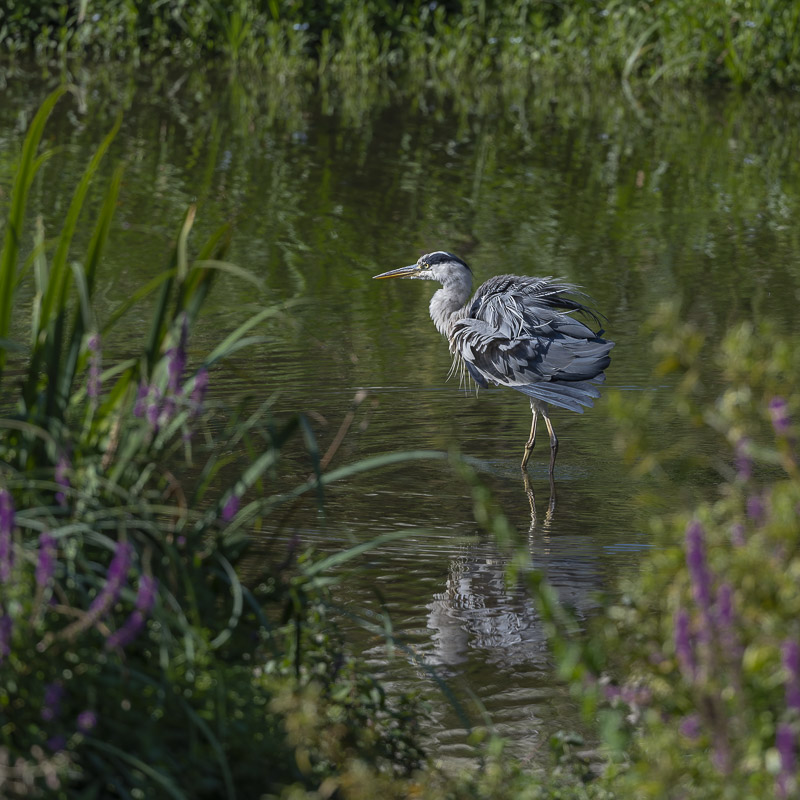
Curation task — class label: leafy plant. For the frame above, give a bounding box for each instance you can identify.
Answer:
[0,89,440,798]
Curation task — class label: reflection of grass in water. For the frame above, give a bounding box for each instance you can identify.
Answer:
[3,1,800,90]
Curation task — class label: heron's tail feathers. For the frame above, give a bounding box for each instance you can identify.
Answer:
[514,379,603,413]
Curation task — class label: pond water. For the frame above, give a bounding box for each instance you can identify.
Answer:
[3,67,800,765]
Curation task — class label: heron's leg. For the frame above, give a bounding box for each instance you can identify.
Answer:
[521,403,539,470]
[541,406,559,476]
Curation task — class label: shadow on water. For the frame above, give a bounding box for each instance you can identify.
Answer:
[3,65,800,764]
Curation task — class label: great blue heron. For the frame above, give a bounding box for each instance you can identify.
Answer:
[373,251,614,475]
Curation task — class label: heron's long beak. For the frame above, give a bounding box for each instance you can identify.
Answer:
[372,264,420,279]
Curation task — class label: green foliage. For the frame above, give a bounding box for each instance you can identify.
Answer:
[0,90,437,798]
[2,1,800,90]
[574,306,800,798]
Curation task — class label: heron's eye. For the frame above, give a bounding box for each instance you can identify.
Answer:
[422,262,429,269]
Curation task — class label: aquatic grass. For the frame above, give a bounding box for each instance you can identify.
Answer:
[558,310,800,797]
[0,92,443,797]
[3,0,800,91]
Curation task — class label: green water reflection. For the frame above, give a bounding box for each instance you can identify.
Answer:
[3,68,800,762]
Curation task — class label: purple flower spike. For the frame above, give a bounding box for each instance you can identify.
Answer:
[679,713,701,740]
[769,397,791,435]
[776,723,796,798]
[686,521,712,614]
[55,456,70,507]
[730,523,746,547]
[106,574,158,650]
[715,583,740,655]
[77,710,98,733]
[88,541,133,621]
[0,489,15,582]
[716,583,734,628]
[674,608,695,680]
[191,367,209,414]
[133,382,149,417]
[747,493,766,524]
[36,532,58,588]
[41,682,64,722]
[0,614,12,663]
[783,641,800,712]
[87,333,102,403]
[221,494,239,523]
[146,386,163,430]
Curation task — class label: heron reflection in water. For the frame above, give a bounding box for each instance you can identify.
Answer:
[374,251,614,476]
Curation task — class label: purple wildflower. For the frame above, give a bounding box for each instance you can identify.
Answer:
[133,381,149,417]
[41,682,64,722]
[686,521,712,614]
[603,684,622,703]
[0,489,14,582]
[221,494,239,523]
[106,574,158,650]
[747,493,765,524]
[146,386,163,430]
[621,683,651,707]
[36,532,58,588]
[734,437,752,481]
[716,583,734,628]
[730,522,745,547]
[77,710,98,733]
[47,735,66,752]
[191,367,209,414]
[87,541,133,621]
[54,455,69,507]
[715,582,740,656]
[87,333,102,403]
[712,735,732,774]
[679,713,701,740]
[776,723,796,798]
[158,393,177,430]
[0,613,11,663]
[783,641,800,711]
[674,608,695,680]
[769,397,791,435]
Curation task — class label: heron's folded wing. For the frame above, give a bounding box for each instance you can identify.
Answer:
[450,317,612,411]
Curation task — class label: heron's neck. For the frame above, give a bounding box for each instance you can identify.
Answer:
[430,280,471,337]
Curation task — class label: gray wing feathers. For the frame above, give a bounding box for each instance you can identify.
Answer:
[451,275,614,412]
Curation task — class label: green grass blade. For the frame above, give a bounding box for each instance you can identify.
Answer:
[205,301,301,365]
[31,216,48,348]
[83,739,187,800]
[192,259,266,292]
[0,87,64,378]
[102,269,176,335]
[144,208,196,372]
[60,161,124,404]
[38,113,121,329]
[26,114,120,415]
[303,529,430,576]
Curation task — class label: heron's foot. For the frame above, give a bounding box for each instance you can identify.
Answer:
[521,438,536,470]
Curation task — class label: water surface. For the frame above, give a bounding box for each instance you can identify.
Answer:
[3,69,800,763]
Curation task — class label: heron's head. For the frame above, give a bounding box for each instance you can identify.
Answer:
[373,251,472,286]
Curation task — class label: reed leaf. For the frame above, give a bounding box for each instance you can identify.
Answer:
[59,162,125,409]
[24,114,121,417]
[0,87,64,378]
[102,269,176,335]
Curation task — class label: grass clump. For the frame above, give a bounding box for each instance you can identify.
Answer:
[2,1,800,90]
[0,88,433,798]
